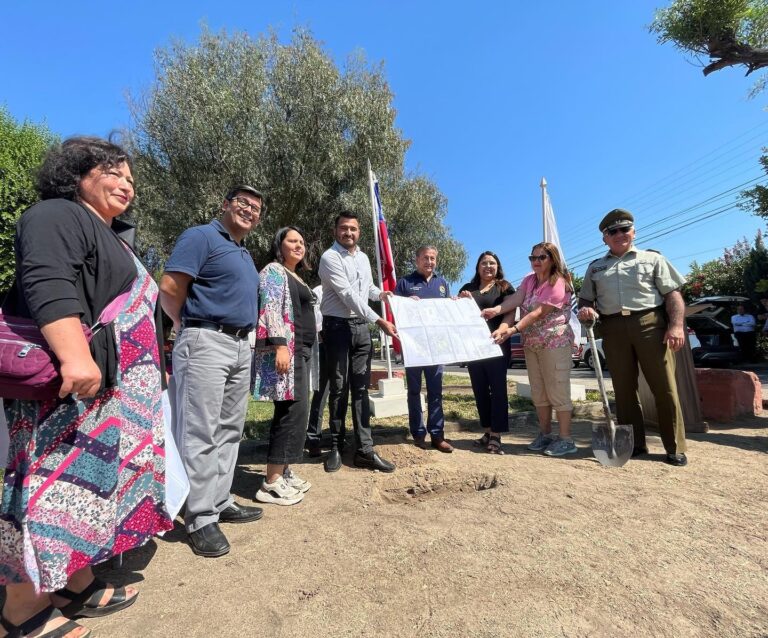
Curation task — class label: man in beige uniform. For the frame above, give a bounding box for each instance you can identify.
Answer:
[577,209,688,466]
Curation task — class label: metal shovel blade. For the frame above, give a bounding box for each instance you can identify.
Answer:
[591,420,634,468]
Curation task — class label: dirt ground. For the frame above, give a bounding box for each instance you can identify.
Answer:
[89,416,768,638]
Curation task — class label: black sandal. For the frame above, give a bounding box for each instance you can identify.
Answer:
[473,432,491,448]
[54,577,138,619]
[487,435,504,455]
[0,605,90,638]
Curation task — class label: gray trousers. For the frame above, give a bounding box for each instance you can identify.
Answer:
[171,327,252,532]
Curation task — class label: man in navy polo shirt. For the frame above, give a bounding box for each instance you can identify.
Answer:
[394,245,454,452]
[160,185,263,558]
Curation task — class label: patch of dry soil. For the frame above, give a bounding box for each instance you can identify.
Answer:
[91,419,768,638]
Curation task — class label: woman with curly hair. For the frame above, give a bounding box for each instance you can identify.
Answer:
[0,137,173,637]
[484,242,577,457]
[458,251,515,454]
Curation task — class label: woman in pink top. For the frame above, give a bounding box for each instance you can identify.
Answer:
[482,242,576,457]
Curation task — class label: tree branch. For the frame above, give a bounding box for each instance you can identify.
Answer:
[704,39,768,76]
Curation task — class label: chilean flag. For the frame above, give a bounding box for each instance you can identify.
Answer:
[372,175,397,294]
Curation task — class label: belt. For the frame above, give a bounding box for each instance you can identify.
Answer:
[601,307,662,319]
[325,316,368,325]
[183,319,251,338]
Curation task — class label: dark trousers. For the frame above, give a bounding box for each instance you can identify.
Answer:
[405,365,445,439]
[306,341,330,446]
[323,316,374,454]
[735,331,757,362]
[467,355,509,433]
[267,348,311,465]
[600,309,686,454]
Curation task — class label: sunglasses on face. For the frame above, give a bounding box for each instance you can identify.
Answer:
[528,255,549,262]
[605,226,632,236]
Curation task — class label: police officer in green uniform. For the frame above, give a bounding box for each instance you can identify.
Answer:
[577,209,688,466]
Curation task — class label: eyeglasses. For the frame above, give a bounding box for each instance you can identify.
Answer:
[528,255,549,262]
[230,196,262,214]
[605,226,632,236]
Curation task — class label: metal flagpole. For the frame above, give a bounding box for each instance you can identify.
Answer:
[367,159,393,378]
[540,176,547,241]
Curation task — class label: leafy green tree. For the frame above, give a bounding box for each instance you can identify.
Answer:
[741,229,768,299]
[651,1,768,218]
[682,237,751,301]
[650,0,768,80]
[127,27,466,281]
[0,108,56,291]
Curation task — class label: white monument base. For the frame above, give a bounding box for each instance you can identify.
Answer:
[369,377,421,418]
[515,382,586,403]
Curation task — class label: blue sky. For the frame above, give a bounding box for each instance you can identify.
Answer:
[1,1,766,285]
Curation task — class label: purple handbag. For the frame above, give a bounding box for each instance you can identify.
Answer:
[0,287,132,401]
[0,313,94,401]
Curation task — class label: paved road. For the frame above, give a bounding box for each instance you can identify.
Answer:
[375,359,768,396]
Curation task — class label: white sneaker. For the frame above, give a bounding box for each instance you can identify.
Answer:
[283,468,312,493]
[256,477,304,506]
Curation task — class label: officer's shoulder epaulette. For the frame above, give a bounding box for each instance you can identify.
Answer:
[586,257,601,269]
[645,248,661,254]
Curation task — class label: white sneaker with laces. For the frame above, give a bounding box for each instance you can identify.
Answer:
[256,477,304,506]
[283,468,312,493]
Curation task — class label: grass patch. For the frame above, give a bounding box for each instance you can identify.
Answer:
[584,389,614,402]
[442,374,473,387]
[243,399,273,440]
[243,386,536,440]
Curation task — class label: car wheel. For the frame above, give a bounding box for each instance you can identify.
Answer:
[584,350,594,370]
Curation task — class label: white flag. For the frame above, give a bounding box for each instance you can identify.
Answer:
[542,185,582,343]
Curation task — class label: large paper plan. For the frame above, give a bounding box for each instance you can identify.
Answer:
[388,296,503,367]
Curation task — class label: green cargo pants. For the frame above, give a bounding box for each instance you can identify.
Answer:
[600,308,686,454]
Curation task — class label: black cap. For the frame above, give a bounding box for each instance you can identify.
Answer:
[599,208,634,233]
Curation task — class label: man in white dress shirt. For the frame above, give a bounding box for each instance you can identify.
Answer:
[319,211,398,473]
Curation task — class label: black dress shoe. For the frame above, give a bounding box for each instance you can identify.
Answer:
[631,446,649,458]
[219,502,263,524]
[354,450,395,473]
[188,522,230,557]
[324,448,342,473]
[665,453,688,467]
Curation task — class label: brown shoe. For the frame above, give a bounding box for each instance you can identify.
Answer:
[413,436,428,450]
[431,437,454,453]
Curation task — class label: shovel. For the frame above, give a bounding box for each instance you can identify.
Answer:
[584,321,633,467]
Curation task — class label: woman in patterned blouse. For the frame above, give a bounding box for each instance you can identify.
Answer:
[483,242,577,457]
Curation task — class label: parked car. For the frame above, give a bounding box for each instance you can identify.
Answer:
[686,296,744,366]
[580,327,701,370]
[507,333,582,368]
[581,337,606,370]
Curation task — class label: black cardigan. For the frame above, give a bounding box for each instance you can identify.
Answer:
[3,199,166,391]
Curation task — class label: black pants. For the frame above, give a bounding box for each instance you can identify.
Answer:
[306,341,330,445]
[267,348,311,465]
[323,316,374,454]
[735,331,757,362]
[467,354,509,434]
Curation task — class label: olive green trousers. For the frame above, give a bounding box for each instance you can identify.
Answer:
[600,309,686,454]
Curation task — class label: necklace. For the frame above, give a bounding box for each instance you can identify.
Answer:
[479,280,496,293]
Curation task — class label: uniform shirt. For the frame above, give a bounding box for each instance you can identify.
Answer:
[165,219,259,327]
[732,313,756,333]
[394,271,450,299]
[319,241,381,322]
[579,246,685,315]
